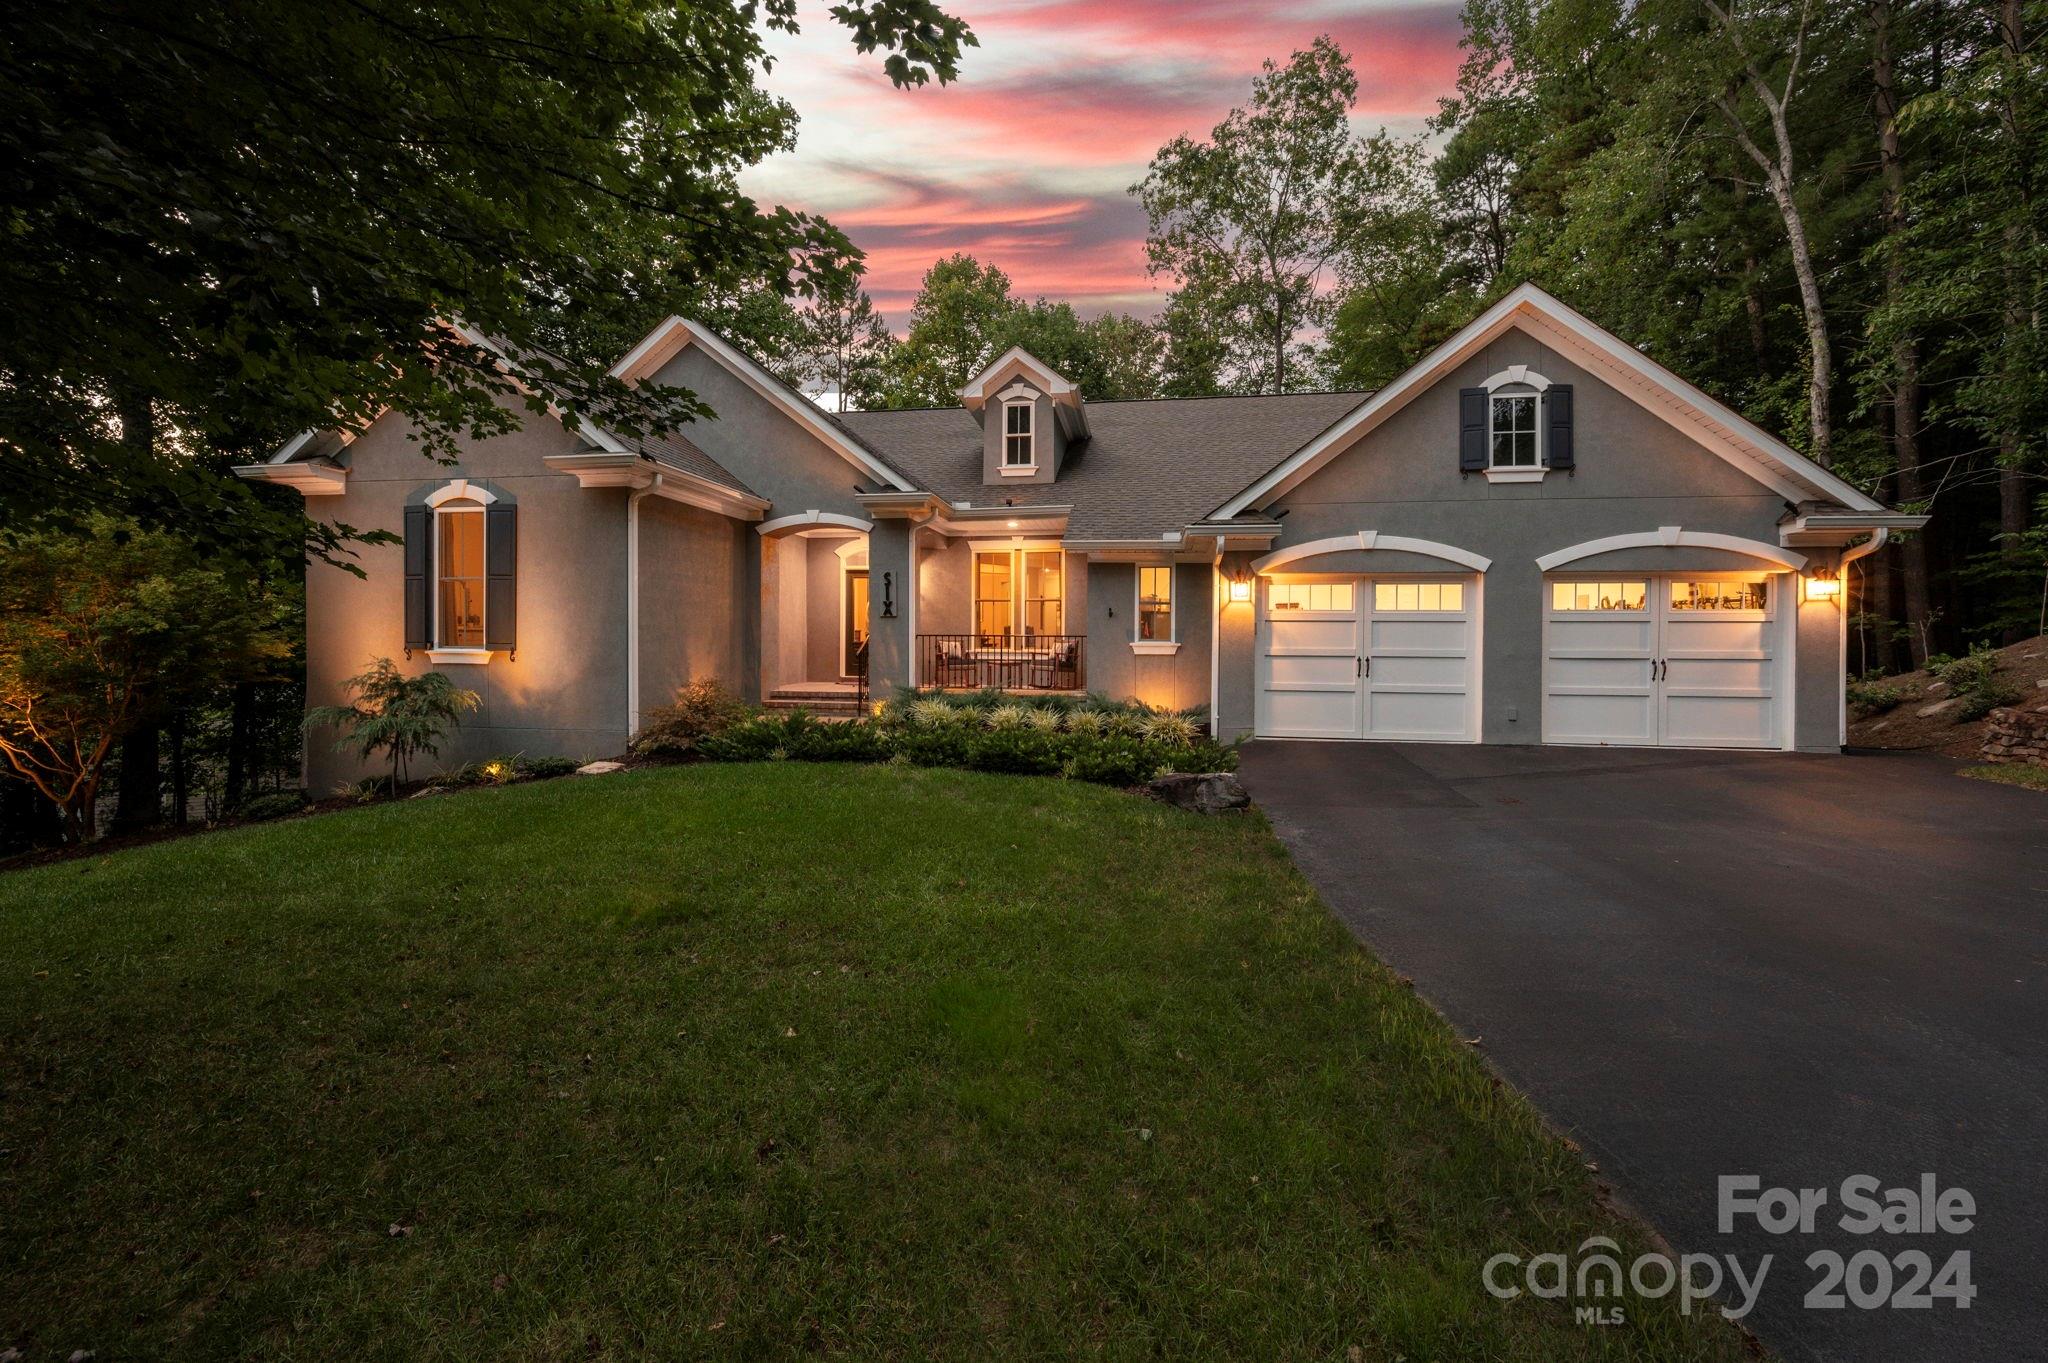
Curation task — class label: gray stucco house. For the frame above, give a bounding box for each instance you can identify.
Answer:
[241,285,1924,791]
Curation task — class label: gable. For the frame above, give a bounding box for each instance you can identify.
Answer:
[1217,283,1885,517]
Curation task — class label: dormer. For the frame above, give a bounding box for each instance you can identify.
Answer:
[961,347,1089,486]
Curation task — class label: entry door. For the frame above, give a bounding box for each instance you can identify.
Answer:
[843,570,869,676]
[1256,576,1476,741]
[1543,575,1777,748]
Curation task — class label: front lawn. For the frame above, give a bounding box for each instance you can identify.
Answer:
[1,765,1747,1360]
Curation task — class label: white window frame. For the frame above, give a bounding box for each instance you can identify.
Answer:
[1132,564,1178,654]
[1000,397,1037,473]
[425,479,497,663]
[1481,366,1552,484]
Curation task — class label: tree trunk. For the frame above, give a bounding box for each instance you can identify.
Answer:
[112,726,160,833]
[1742,251,1769,369]
[1872,0,1933,664]
[1994,0,2034,607]
[224,681,252,812]
[168,710,189,827]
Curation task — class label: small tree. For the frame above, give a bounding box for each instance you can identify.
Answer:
[0,516,288,842]
[305,660,480,794]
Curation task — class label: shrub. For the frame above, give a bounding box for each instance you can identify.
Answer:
[306,659,480,794]
[1957,680,2023,722]
[1141,713,1202,746]
[1022,707,1064,733]
[969,729,1066,775]
[1933,644,2021,721]
[985,703,1030,731]
[1846,677,1906,717]
[234,789,308,821]
[520,755,582,780]
[1064,710,1104,738]
[908,697,963,728]
[633,678,750,760]
[1060,740,1158,787]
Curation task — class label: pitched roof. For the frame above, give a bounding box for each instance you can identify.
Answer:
[608,427,759,499]
[837,391,1366,540]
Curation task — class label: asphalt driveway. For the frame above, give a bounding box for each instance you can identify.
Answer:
[1239,741,2048,1363]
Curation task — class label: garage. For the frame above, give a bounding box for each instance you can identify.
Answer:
[1256,575,1478,741]
[1543,574,1782,748]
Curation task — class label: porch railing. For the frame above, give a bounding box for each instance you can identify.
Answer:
[917,634,1085,692]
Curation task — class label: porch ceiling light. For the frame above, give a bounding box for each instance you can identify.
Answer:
[1229,576,1253,603]
[1803,568,1841,603]
[1007,519,1020,528]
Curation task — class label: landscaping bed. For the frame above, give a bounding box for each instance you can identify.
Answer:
[0,763,1749,1361]
[1848,634,2048,758]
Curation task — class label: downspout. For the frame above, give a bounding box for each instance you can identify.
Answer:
[627,475,662,738]
[1836,529,1889,746]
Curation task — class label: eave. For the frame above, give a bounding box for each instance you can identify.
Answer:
[232,460,348,497]
[1779,510,1929,548]
[543,452,768,521]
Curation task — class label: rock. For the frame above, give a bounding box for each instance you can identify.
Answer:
[1927,680,1947,691]
[2036,678,2048,689]
[576,760,625,776]
[1915,699,1957,718]
[1145,771,1250,814]
[409,785,449,800]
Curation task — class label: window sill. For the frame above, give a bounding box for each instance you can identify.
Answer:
[1483,466,1549,484]
[426,648,495,665]
[998,464,1038,477]
[1130,640,1180,655]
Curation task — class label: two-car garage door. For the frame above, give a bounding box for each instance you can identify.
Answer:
[1254,571,1782,749]
[1256,577,1479,742]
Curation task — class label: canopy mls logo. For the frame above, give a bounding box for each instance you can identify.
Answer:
[1483,1173,1978,1324]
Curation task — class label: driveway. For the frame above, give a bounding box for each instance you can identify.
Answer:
[1239,741,2048,1363]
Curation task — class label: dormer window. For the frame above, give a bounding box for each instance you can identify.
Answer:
[1489,392,1540,468]
[1003,400,1035,468]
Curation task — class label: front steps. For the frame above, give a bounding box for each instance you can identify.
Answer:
[764,684,866,717]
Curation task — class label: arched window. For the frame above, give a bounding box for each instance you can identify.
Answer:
[435,498,487,648]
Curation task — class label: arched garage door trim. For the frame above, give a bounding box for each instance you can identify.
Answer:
[1253,532,1492,575]
[1535,527,1806,573]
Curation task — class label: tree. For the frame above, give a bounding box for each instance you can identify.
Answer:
[1133,38,1414,393]
[0,0,974,552]
[0,517,290,842]
[795,282,897,412]
[877,255,1018,406]
[1073,314,1166,401]
[305,660,481,795]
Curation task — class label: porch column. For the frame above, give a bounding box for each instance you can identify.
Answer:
[867,517,917,694]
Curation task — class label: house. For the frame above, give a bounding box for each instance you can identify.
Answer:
[239,285,1926,791]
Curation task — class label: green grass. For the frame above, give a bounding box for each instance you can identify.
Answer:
[1,764,1749,1361]
[1959,762,2048,791]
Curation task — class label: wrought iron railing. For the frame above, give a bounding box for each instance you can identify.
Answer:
[918,634,1085,692]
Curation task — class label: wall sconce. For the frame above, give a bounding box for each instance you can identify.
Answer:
[1228,574,1253,604]
[1803,568,1841,604]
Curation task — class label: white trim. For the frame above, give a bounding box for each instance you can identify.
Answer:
[1001,396,1036,470]
[231,462,347,497]
[1253,532,1493,575]
[1535,527,1808,573]
[626,479,660,735]
[757,509,874,538]
[425,648,493,665]
[1482,365,1552,393]
[1134,563,1176,646]
[997,466,1039,477]
[425,478,498,507]
[1482,467,1549,484]
[540,452,766,520]
[608,316,916,492]
[1485,387,1544,471]
[1213,282,1886,518]
[960,346,1076,402]
[1209,558,1224,738]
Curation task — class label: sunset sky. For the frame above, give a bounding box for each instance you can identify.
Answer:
[740,0,1468,326]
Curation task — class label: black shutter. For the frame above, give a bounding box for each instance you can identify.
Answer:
[484,503,517,653]
[1545,384,1575,470]
[1459,388,1488,472]
[403,504,431,653]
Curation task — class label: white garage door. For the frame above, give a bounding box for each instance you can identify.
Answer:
[1543,575,1781,749]
[1257,576,1478,741]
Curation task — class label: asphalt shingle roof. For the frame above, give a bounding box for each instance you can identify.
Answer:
[836,391,1369,539]
[615,428,760,499]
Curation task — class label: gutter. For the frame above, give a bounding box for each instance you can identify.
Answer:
[1836,528,1890,747]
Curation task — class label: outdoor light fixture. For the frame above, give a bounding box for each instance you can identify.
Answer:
[1007,519,1020,528]
[1803,568,1841,604]
[1229,575,1253,603]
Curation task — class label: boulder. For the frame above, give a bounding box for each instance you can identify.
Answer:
[1915,698,1957,718]
[576,760,626,776]
[1145,772,1250,814]
[409,785,449,800]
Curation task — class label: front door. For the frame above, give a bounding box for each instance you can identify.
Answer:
[844,569,869,677]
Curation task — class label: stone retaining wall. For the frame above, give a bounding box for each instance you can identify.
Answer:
[1981,704,2048,765]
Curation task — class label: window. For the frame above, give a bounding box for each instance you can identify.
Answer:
[974,548,1065,641]
[1137,566,1173,641]
[1003,401,1034,467]
[1490,393,1539,468]
[437,502,486,647]
[1669,580,1768,612]
[975,551,1014,639]
[1023,550,1062,636]
[1551,581,1646,612]
[1268,582,1355,613]
[1374,581,1464,613]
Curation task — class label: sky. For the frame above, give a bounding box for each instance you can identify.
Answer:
[739,0,1468,327]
